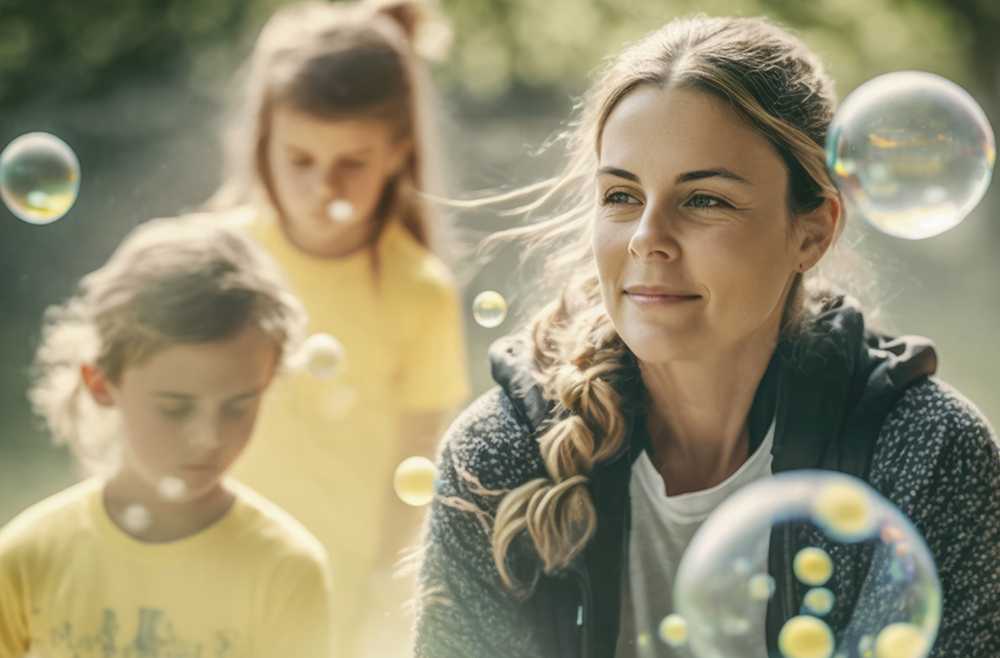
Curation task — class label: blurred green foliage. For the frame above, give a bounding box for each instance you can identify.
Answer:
[0,0,995,110]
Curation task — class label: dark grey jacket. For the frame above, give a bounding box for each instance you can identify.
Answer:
[414,303,1000,658]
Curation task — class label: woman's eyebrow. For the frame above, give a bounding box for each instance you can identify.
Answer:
[596,166,640,182]
[675,168,752,185]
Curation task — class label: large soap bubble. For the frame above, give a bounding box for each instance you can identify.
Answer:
[673,471,940,658]
[0,132,81,225]
[826,71,994,240]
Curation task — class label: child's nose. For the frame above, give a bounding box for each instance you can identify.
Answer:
[188,421,221,451]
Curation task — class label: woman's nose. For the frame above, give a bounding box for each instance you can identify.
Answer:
[628,203,682,262]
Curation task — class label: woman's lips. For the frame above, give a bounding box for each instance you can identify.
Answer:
[624,286,702,305]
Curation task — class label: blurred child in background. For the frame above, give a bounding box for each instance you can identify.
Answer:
[0,217,332,657]
[206,1,469,655]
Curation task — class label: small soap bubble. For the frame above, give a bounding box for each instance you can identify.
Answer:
[327,199,355,223]
[300,333,346,381]
[0,132,80,225]
[748,573,776,600]
[472,291,507,328]
[874,623,926,658]
[156,476,187,501]
[673,471,940,658]
[778,615,835,658]
[393,456,437,506]
[826,71,995,239]
[121,504,152,534]
[813,479,877,542]
[636,633,651,647]
[802,588,835,616]
[658,614,688,648]
[794,547,834,587]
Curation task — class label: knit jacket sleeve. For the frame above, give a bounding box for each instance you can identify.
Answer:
[866,377,1000,657]
[413,388,548,658]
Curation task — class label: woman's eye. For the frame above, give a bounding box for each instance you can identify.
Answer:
[290,157,313,168]
[340,159,367,170]
[687,194,727,209]
[602,191,640,205]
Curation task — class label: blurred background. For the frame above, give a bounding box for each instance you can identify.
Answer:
[1,0,998,525]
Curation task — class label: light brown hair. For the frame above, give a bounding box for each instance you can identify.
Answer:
[29,216,306,475]
[489,14,878,593]
[206,0,452,260]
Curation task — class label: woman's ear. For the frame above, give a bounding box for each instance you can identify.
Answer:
[796,196,840,273]
[81,364,116,408]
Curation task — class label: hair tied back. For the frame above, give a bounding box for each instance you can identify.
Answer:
[367,0,452,61]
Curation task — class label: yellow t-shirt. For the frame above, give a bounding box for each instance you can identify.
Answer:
[0,479,332,658]
[228,211,469,644]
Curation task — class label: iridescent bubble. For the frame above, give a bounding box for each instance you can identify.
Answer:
[778,615,835,658]
[300,333,346,381]
[121,504,152,534]
[392,456,437,506]
[802,588,835,617]
[674,471,940,658]
[812,479,877,542]
[327,199,355,223]
[748,573,775,601]
[874,623,927,658]
[659,613,688,647]
[156,476,187,501]
[0,132,80,225]
[794,547,834,587]
[472,291,507,329]
[826,71,995,239]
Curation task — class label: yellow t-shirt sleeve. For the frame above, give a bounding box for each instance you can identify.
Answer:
[0,538,29,658]
[398,280,470,412]
[259,552,334,658]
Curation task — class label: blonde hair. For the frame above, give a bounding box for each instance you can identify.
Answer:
[206,0,452,261]
[29,216,306,475]
[490,15,880,593]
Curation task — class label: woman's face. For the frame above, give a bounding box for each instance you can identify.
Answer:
[594,85,825,365]
[266,105,411,257]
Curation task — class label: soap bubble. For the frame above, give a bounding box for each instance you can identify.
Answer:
[794,547,834,586]
[779,615,835,658]
[327,199,355,223]
[472,290,507,328]
[659,613,688,647]
[0,132,80,225]
[392,456,437,506]
[300,333,346,381]
[826,71,995,239]
[156,476,187,501]
[802,588,836,617]
[673,471,940,658]
[121,504,152,534]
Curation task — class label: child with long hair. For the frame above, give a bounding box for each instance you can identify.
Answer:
[205,0,469,654]
[0,217,332,657]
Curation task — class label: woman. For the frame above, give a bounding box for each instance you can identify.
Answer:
[413,14,1000,658]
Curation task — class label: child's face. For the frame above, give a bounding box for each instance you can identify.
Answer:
[266,105,412,258]
[104,326,278,503]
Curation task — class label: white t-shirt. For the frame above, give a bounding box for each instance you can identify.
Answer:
[616,420,775,658]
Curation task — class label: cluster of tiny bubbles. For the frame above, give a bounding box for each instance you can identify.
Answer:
[671,471,940,658]
[472,290,507,328]
[326,199,355,224]
[156,476,188,502]
[298,332,346,381]
[0,132,81,225]
[392,456,438,506]
[121,504,152,534]
[826,71,995,240]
